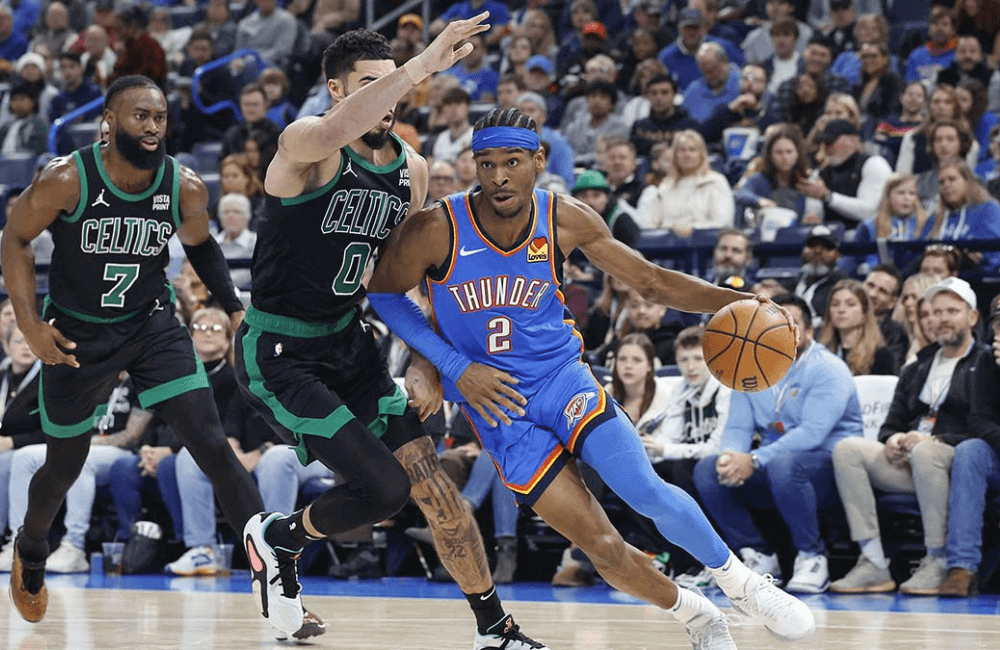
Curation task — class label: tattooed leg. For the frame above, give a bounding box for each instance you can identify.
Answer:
[394,436,492,593]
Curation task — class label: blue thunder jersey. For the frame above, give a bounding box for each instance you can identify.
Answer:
[48,142,180,323]
[426,188,583,401]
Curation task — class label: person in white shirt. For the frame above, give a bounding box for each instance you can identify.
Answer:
[214,193,256,290]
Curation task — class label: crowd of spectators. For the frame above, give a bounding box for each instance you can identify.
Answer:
[1,0,1000,599]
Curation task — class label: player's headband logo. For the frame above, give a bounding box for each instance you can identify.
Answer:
[471,127,540,153]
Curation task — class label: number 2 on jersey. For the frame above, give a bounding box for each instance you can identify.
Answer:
[101,263,140,308]
[487,316,512,353]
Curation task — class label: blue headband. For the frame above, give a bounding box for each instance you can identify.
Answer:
[471,126,540,152]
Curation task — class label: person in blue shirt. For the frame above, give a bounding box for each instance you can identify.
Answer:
[658,8,744,92]
[694,293,863,594]
[48,51,103,155]
[431,0,510,47]
[734,124,821,221]
[934,161,1000,272]
[0,5,28,66]
[682,42,740,123]
[445,33,499,103]
[515,91,575,187]
[854,173,935,272]
[905,5,958,84]
[955,78,998,165]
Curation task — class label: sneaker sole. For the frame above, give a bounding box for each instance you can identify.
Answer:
[899,586,944,596]
[829,580,896,594]
[10,548,47,623]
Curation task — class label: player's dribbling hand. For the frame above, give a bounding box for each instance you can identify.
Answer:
[24,320,79,367]
[407,11,491,79]
[754,294,800,347]
[456,362,527,428]
[405,357,444,421]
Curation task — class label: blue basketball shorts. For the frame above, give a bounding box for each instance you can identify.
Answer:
[461,359,617,506]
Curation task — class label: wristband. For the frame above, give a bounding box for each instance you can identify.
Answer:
[182,238,243,315]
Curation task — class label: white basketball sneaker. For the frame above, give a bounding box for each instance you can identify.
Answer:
[244,512,304,635]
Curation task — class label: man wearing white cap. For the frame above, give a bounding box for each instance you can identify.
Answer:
[830,277,993,596]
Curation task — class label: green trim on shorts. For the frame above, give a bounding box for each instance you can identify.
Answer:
[46,295,142,324]
[137,357,209,408]
[39,365,95,438]
[367,384,409,439]
[244,304,356,338]
[241,327,356,466]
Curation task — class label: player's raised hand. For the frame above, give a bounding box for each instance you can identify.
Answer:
[456,362,527,428]
[24,319,79,368]
[754,294,800,346]
[407,12,490,79]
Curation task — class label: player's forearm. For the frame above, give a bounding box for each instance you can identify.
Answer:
[368,291,472,383]
[0,235,41,327]
[305,62,429,156]
[649,267,751,314]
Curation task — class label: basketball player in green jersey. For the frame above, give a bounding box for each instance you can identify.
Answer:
[0,75,305,635]
[234,15,547,650]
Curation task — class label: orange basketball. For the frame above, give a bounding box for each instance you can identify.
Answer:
[703,299,796,393]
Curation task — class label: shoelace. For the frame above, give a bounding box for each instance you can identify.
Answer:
[495,622,546,649]
[686,616,736,650]
[737,574,793,618]
[269,550,302,599]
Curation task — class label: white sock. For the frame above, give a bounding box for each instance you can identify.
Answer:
[708,550,754,598]
[670,586,717,625]
[859,538,888,569]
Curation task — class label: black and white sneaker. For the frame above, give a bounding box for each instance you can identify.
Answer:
[244,512,304,635]
[473,615,549,650]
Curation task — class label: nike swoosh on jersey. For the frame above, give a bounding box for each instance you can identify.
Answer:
[459,246,488,257]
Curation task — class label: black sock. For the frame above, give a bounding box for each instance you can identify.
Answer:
[465,587,508,635]
[264,510,320,552]
[15,527,48,564]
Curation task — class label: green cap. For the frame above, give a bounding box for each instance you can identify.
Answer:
[572,169,610,194]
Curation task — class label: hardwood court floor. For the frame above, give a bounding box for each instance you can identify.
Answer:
[1,575,999,649]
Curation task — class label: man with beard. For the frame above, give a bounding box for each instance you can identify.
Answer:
[798,119,892,229]
[790,224,847,326]
[706,229,754,290]
[231,23,550,650]
[0,75,302,634]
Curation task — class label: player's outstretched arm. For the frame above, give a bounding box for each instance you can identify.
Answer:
[556,194,753,314]
[272,12,490,170]
[1,156,81,366]
[175,165,244,325]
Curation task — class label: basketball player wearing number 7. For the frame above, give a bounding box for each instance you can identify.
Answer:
[367,108,815,649]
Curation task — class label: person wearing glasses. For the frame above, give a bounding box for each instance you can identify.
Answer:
[701,62,778,148]
[161,307,272,575]
[851,42,902,125]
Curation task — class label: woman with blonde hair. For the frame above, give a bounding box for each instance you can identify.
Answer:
[892,272,942,365]
[896,85,980,174]
[854,173,934,271]
[819,279,896,375]
[523,9,557,61]
[635,129,734,235]
[930,160,1000,271]
[807,92,862,154]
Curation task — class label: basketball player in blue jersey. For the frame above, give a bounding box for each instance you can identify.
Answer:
[232,18,547,650]
[368,108,817,650]
[0,75,307,634]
